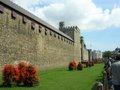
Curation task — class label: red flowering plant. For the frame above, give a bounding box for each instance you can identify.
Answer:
[23,65,39,86]
[69,60,77,70]
[17,61,28,85]
[2,64,20,87]
[17,60,39,86]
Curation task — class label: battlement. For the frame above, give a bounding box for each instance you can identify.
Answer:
[59,22,80,32]
[59,22,80,40]
[63,26,77,30]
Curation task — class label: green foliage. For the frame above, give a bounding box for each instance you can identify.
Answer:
[103,51,112,58]
[77,62,83,70]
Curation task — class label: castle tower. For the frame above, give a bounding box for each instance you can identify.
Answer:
[73,27,81,62]
[59,21,65,30]
[59,22,81,62]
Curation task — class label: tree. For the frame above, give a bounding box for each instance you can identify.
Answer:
[103,51,112,58]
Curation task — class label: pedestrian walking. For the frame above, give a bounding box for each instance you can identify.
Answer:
[111,55,120,90]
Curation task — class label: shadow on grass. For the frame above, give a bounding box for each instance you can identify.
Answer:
[0,83,39,88]
[0,85,26,88]
[91,75,103,90]
[91,82,98,90]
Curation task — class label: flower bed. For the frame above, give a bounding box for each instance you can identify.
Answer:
[1,60,39,87]
[69,59,95,71]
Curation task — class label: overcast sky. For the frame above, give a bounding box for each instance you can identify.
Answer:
[10,0,120,51]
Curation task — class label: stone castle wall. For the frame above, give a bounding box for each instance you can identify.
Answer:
[0,1,75,69]
[59,26,81,62]
[83,48,88,61]
[80,37,89,62]
[73,28,81,61]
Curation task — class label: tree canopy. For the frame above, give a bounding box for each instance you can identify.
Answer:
[103,51,112,58]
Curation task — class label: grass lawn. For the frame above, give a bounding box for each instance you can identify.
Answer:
[0,63,104,90]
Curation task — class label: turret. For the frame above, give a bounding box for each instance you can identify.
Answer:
[59,21,65,30]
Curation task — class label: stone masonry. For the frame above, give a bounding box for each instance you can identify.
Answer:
[0,0,92,69]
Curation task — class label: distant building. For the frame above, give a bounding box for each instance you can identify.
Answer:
[88,49,92,62]
[80,37,93,62]
[81,36,88,62]
[92,50,102,60]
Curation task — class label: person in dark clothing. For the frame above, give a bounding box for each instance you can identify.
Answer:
[111,55,120,90]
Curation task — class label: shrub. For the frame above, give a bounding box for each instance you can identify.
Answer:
[69,60,77,70]
[17,61,39,86]
[1,60,39,87]
[2,64,19,87]
[89,61,94,67]
[23,65,39,86]
[82,64,86,68]
[82,61,89,67]
[77,62,83,70]
[86,62,89,67]
[17,61,28,85]
[91,61,94,66]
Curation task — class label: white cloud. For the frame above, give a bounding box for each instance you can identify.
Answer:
[10,0,40,9]
[10,0,120,31]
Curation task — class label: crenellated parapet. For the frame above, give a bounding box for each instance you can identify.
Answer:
[59,22,80,40]
[60,25,79,32]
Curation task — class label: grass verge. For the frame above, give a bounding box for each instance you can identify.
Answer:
[0,63,104,90]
